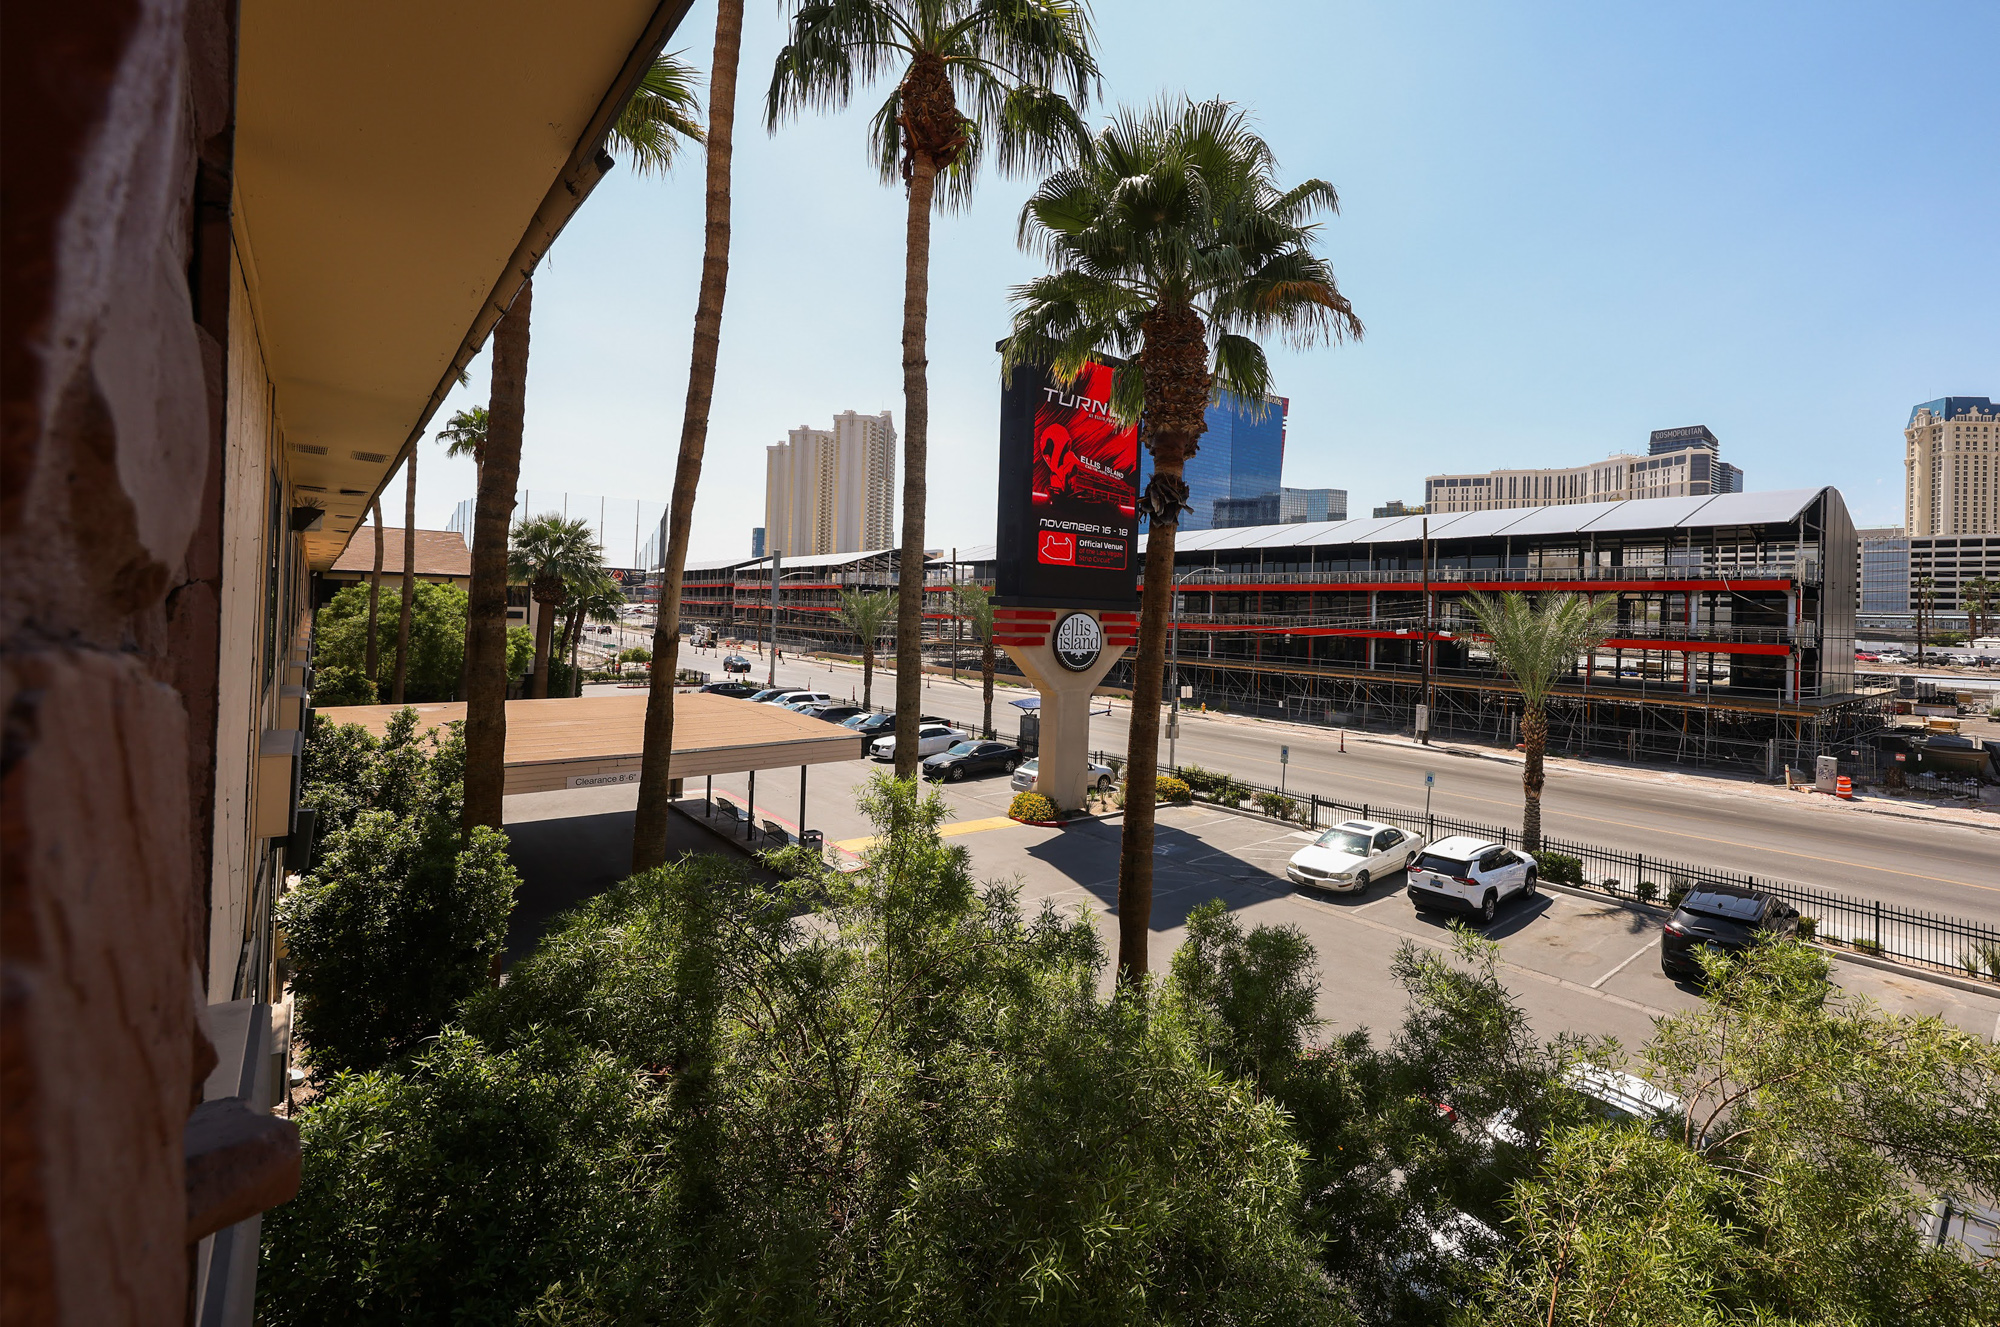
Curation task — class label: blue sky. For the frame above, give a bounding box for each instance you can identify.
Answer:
[415,0,1999,563]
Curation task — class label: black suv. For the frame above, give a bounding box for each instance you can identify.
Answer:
[697,681,761,699]
[1660,885,1800,979]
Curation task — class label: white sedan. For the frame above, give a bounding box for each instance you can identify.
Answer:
[1285,819,1425,893]
[1010,757,1116,795]
[869,723,962,762]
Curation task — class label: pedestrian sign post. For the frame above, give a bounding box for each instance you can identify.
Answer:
[1279,745,1289,796]
[1424,770,1435,819]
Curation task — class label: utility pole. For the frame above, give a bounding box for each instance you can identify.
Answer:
[767,548,781,688]
[1419,516,1433,745]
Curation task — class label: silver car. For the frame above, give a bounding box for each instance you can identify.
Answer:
[1010,757,1116,795]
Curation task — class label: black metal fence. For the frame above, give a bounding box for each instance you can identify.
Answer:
[1097,752,2000,982]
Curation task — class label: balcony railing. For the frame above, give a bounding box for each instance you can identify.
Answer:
[1162,561,1819,588]
[1167,610,1815,647]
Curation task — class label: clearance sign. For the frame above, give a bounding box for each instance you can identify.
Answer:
[995,360,1141,609]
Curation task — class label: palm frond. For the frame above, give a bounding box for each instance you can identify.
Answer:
[1463,592,1616,710]
[608,52,705,176]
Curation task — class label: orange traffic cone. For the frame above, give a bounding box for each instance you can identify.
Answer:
[1835,775,1853,800]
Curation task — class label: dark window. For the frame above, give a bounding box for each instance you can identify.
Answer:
[1682,891,1767,923]
[1417,853,1470,876]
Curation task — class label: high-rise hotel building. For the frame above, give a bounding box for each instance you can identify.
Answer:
[764,409,898,556]
[1425,426,1743,515]
[1904,397,1999,537]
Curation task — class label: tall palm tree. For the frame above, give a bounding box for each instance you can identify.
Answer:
[391,446,418,703]
[364,497,384,683]
[835,587,898,709]
[437,405,489,473]
[952,581,997,737]
[632,17,749,874]
[463,281,531,832]
[559,572,628,682]
[767,0,1098,779]
[509,514,602,699]
[1462,591,1615,851]
[1004,98,1361,986]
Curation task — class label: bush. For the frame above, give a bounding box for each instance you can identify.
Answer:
[1796,915,1818,942]
[1850,937,1883,956]
[280,712,517,1074]
[1177,764,1225,796]
[1009,790,1059,822]
[1156,775,1193,804]
[1255,790,1300,821]
[1637,881,1661,903]
[311,663,377,707]
[1535,851,1583,886]
[619,645,652,663]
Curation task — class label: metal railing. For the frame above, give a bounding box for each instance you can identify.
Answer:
[1168,609,1812,646]
[1165,561,1821,588]
[1096,754,2000,981]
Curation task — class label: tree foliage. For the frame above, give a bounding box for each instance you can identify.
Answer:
[280,712,518,1075]
[313,582,467,703]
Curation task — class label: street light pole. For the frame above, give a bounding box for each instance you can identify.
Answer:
[767,548,781,688]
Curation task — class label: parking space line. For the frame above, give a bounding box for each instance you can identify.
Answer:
[1591,939,1659,989]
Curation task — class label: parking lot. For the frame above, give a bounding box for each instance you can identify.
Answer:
[527,737,2000,1052]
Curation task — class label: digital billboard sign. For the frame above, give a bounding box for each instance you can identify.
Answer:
[994,359,1141,609]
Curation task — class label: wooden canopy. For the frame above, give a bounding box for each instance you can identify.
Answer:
[315,692,864,795]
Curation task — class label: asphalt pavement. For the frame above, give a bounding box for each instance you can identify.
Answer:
[664,645,2000,925]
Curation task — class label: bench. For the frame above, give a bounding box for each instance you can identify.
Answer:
[760,819,790,845]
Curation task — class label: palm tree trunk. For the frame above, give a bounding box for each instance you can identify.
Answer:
[530,584,556,699]
[391,446,417,703]
[631,0,743,873]
[365,497,384,683]
[462,277,531,834]
[861,642,874,709]
[1117,470,1184,987]
[981,637,994,739]
[891,156,939,781]
[1521,703,1547,850]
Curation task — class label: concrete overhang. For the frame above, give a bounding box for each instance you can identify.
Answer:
[233,0,693,568]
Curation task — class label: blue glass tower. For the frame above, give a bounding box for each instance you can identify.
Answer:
[1139,392,1287,530]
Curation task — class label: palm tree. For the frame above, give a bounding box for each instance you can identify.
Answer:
[463,283,531,833]
[1963,575,1996,646]
[952,581,997,737]
[559,572,628,684]
[835,588,898,709]
[364,497,384,683]
[437,405,489,473]
[391,445,418,703]
[632,19,751,874]
[767,0,1098,779]
[1003,98,1361,986]
[509,514,602,699]
[1462,591,1615,851]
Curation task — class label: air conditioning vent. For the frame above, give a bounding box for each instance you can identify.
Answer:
[292,444,329,455]
[350,450,388,463]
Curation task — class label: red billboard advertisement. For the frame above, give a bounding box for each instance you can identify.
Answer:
[996,359,1141,608]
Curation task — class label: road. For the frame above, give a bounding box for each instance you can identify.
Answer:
[673,645,2000,925]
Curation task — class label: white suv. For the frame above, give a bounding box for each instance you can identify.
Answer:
[870,723,960,762]
[1405,835,1538,924]
[764,690,830,708]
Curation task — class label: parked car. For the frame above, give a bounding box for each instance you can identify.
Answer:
[722,654,753,673]
[1286,819,1426,893]
[1406,836,1539,924]
[1659,884,1799,980]
[696,681,760,699]
[870,723,961,762]
[922,740,1022,781]
[844,712,896,735]
[764,690,830,708]
[802,703,866,725]
[1010,757,1115,795]
[747,687,788,703]
[1854,650,1880,662]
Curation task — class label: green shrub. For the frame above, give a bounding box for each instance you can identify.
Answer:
[1156,775,1193,804]
[1850,937,1883,956]
[1255,791,1300,821]
[1535,852,1583,886]
[619,645,652,663]
[311,664,377,707]
[1796,915,1818,942]
[1637,881,1661,903]
[1009,790,1059,821]
[1177,764,1225,795]
[281,711,516,1074]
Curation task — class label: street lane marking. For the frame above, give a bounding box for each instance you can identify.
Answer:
[1592,938,1660,989]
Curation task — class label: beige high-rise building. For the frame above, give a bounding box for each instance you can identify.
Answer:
[1425,426,1743,515]
[1904,397,1999,537]
[764,409,898,556]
